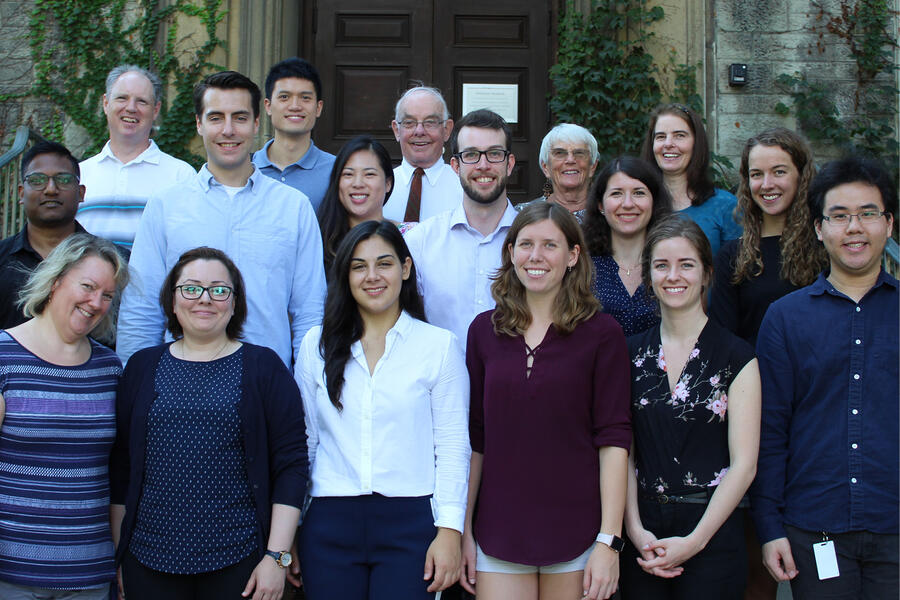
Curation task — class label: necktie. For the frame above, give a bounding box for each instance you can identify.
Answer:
[403,167,425,222]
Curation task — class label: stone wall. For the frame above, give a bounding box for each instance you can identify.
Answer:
[711,0,899,165]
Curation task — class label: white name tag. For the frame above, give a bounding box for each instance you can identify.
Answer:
[813,540,840,580]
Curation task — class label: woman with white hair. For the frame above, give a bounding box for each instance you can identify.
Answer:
[520,124,600,223]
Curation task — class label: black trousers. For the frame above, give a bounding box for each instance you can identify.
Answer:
[122,551,258,600]
[619,501,746,600]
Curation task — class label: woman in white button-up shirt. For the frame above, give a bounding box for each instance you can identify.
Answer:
[294,220,470,600]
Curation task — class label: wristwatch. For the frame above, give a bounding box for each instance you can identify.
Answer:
[595,532,625,553]
[265,550,293,568]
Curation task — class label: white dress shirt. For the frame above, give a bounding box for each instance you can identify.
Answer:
[116,165,326,367]
[79,140,196,248]
[383,158,463,222]
[403,201,519,349]
[295,312,470,533]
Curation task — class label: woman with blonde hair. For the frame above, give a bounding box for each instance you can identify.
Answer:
[709,128,826,345]
[461,202,631,600]
[0,233,129,598]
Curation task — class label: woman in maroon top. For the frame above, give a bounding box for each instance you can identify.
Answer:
[461,202,631,600]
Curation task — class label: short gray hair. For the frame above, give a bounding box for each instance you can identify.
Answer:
[19,234,130,346]
[539,123,600,167]
[394,86,450,122]
[106,64,162,105]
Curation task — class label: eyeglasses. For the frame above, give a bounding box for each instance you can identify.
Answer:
[398,118,444,131]
[454,149,510,164]
[820,211,888,225]
[550,148,591,161]
[24,172,80,191]
[174,284,234,301]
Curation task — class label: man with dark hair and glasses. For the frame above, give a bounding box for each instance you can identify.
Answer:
[403,109,519,348]
[383,86,462,222]
[752,155,898,599]
[0,141,91,328]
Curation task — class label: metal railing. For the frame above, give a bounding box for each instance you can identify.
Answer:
[0,126,48,239]
[885,238,899,279]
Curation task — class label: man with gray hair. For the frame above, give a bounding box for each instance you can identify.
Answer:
[79,64,196,249]
[383,86,462,222]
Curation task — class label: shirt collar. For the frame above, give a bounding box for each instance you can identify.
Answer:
[350,311,415,360]
[16,220,89,255]
[253,139,323,170]
[809,269,898,297]
[98,139,162,166]
[198,164,261,192]
[449,199,517,233]
[397,157,450,186]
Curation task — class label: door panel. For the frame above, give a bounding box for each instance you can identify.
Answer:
[312,0,550,202]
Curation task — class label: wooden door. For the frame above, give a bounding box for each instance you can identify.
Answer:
[308,0,552,203]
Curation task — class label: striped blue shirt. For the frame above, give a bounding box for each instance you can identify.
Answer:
[0,331,120,589]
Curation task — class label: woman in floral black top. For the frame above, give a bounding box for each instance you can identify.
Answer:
[620,215,761,599]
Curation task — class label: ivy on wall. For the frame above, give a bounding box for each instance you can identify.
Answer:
[28,0,225,166]
[775,0,898,180]
[548,0,735,188]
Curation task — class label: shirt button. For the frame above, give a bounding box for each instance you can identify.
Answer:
[850,477,857,484]
[281,177,286,182]
[852,409,859,415]
[855,339,861,344]
[855,306,861,312]
[851,443,858,449]
[853,373,860,380]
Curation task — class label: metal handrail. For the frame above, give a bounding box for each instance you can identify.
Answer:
[1,126,48,239]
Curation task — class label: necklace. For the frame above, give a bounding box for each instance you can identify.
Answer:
[176,338,231,362]
[615,258,642,277]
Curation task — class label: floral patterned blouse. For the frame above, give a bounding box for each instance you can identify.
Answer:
[627,320,754,497]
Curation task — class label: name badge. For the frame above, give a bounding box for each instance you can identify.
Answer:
[813,540,840,580]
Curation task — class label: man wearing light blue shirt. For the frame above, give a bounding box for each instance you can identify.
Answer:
[251,58,335,212]
[117,71,325,367]
[404,110,518,348]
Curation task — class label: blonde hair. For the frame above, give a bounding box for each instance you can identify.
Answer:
[19,233,129,345]
[491,202,598,336]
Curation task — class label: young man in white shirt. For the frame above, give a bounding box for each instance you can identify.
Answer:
[403,109,519,347]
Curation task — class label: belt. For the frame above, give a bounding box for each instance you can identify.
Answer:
[642,491,751,508]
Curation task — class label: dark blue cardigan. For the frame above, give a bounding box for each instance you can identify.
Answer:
[110,342,308,564]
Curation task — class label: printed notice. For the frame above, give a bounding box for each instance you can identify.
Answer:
[461,84,518,123]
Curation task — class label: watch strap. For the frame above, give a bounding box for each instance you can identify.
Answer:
[595,532,625,553]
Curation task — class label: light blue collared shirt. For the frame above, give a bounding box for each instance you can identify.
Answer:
[252,139,336,212]
[116,165,326,367]
[403,200,518,349]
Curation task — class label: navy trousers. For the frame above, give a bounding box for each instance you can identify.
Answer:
[298,494,436,600]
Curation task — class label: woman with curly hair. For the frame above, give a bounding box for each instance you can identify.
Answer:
[461,202,631,600]
[640,104,742,257]
[583,156,672,336]
[709,128,826,346]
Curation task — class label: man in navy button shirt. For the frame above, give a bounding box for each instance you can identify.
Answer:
[752,156,898,599]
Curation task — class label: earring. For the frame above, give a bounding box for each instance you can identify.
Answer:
[566,265,572,273]
[542,177,553,198]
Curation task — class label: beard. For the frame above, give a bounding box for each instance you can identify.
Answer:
[461,171,509,205]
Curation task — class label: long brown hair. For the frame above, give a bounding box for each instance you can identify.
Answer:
[491,202,598,336]
[733,128,825,286]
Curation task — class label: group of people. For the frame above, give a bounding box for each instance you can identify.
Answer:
[0,55,895,600]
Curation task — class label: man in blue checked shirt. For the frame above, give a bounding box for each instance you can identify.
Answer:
[752,155,898,599]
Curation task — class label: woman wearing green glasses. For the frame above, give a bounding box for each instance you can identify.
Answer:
[111,246,308,600]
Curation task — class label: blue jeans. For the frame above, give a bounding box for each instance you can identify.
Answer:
[785,525,898,600]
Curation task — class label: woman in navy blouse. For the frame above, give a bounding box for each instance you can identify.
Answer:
[621,215,760,599]
[462,202,631,600]
[111,247,308,600]
[583,156,672,336]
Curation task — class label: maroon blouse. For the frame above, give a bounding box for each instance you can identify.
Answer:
[466,310,632,565]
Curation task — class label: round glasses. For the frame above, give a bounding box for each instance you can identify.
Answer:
[174,284,234,301]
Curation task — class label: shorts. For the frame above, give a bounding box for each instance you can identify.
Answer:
[476,541,594,574]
